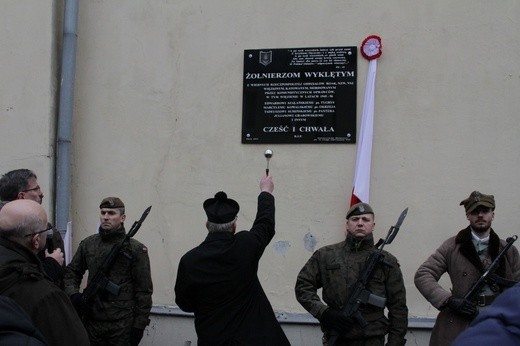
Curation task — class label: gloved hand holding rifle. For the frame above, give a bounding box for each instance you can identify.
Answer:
[446,235,519,319]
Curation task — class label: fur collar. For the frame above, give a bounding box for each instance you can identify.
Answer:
[455,226,505,277]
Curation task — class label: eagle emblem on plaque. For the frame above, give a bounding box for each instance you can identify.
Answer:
[259,51,272,66]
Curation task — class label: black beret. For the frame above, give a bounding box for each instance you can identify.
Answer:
[203,191,239,224]
[99,197,125,209]
[346,202,374,219]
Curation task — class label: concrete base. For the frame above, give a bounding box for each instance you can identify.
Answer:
[140,307,433,346]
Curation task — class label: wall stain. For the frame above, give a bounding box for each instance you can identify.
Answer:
[304,232,318,252]
[273,240,290,256]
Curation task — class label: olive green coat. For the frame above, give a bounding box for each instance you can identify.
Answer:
[295,234,408,345]
[64,227,153,337]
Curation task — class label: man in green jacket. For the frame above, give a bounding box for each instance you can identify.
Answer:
[64,197,153,346]
[295,203,408,346]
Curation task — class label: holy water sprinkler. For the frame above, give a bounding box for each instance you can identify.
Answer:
[264,149,273,175]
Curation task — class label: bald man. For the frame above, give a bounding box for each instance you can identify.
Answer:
[0,200,89,346]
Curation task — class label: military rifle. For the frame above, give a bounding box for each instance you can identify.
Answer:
[464,235,518,304]
[82,206,152,305]
[328,208,408,346]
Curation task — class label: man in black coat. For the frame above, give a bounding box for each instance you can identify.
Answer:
[174,174,290,346]
[0,295,47,345]
[0,199,90,345]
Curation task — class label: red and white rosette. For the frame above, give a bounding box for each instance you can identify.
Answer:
[350,35,382,206]
[361,35,382,60]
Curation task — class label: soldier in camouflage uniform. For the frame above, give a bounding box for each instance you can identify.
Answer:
[295,203,408,346]
[64,197,153,346]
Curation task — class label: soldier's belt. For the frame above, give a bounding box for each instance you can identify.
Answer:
[360,310,385,321]
[108,292,134,301]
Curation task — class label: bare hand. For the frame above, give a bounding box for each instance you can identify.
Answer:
[45,248,64,266]
[260,174,274,194]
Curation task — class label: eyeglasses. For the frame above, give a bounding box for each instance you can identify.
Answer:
[24,226,53,237]
[21,185,41,193]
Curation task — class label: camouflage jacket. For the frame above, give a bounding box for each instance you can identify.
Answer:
[295,234,408,345]
[64,227,153,329]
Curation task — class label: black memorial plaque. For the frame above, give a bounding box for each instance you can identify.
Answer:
[242,46,357,144]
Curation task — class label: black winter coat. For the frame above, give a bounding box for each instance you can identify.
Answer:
[175,192,290,346]
[0,295,47,345]
[0,238,90,346]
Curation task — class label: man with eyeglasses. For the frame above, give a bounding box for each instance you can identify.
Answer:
[415,191,520,345]
[0,199,89,345]
[0,169,65,287]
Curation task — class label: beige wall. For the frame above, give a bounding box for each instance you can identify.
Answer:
[0,0,60,216]
[3,0,520,339]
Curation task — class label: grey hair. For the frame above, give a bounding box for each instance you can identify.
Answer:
[206,219,235,233]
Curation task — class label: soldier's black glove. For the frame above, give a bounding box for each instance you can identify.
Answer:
[130,328,144,346]
[319,308,354,333]
[70,293,90,315]
[447,296,478,318]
